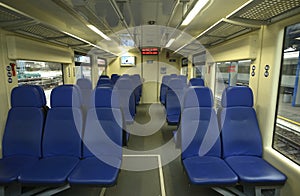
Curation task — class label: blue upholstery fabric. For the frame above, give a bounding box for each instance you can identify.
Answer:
[19,85,83,184]
[183,87,213,109]
[131,74,142,104]
[221,86,253,107]
[0,86,44,183]
[76,78,93,114]
[189,78,204,87]
[111,74,120,84]
[92,87,120,109]
[166,78,185,125]
[181,86,238,185]
[225,156,287,184]
[68,157,121,185]
[68,86,123,186]
[220,86,287,185]
[11,85,44,108]
[114,77,135,123]
[19,156,79,184]
[97,78,113,87]
[183,156,238,185]
[50,85,81,108]
[221,107,263,158]
[160,75,171,105]
[178,75,187,85]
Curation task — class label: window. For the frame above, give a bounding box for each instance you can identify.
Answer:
[273,23,300,165]
[16,60,63,106]
[214,60,251,107]
[74,54,92,81]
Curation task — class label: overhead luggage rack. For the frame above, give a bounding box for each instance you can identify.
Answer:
[0,3,116,56]
[196,0,300,48]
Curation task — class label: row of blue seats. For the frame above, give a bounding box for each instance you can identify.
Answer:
[97,74,142,106]
[0,85,123,195]
[160,75,205,125]
[77,74,142,125]
[180,86,287,195]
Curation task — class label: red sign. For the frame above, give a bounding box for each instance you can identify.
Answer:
[141,48,159,55]
[228,66,236,73]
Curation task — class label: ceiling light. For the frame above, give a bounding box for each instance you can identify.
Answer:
[181,0,209,26]
[296,37,300,40]
[87,24,111,41]
[166,38,175,47]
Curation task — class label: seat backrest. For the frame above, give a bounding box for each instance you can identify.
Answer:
[178,75,187,85]
[220,86,262,158]
[97,78,113,87]
[181,87,220,160]
[166,78,185,116]
[76,78,92,111]
[160,75,171,104]
[114,77,135,121]
[83,87,123,163]
[189,78,204,87]
[3,85,45,158]
[111,74,120,84]
[42,85,83,158]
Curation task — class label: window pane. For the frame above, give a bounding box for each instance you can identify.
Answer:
[16,60,63,106]
[273,23,300,165]
[214,60,251,108]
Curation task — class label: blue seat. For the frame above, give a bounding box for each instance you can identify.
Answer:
[97,78,113,87]
[131,74,142,104]
[111,74,120,84]
[166,78,185,125]
[181,87,238,186]
[68,87,123,186]
[19,85,83,184]
[160,75,171,105]
[220,87,286,189]
[114,77,135,124]
[76,78,92,114]
[0,86,45,184]
[178,75,187,85]
[189,78,204,86]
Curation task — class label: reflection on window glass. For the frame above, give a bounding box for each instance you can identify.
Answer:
[75,65,92,81]
[273,23,300,165]
[16,60,63,106]
[193,65,206,79]
[214,60,251,107]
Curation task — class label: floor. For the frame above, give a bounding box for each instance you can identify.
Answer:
[56,103,222,196]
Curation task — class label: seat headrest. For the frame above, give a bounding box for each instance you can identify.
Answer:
[115,78,133,90]
[221,86,253,107]
[76,78,92,89]
[97,78,113,86]
[92,87,120,108]
[50,85,81,108]
[168,78,185,90]
[11,85,44,108]
[189,78,204,86]
[183,87,213,108]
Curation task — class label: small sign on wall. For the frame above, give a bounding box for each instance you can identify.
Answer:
[160,66,166,74]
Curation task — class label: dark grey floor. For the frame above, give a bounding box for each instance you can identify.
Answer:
[56,103,222,196]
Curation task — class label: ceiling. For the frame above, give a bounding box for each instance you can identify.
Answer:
[0,0,300,58]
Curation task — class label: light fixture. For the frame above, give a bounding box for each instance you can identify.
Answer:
[166,38,175,47]
[296,37,300,40]
[181,0,209,26]
[87,24,111,41]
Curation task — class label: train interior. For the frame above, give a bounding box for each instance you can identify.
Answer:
[0,0,300,195]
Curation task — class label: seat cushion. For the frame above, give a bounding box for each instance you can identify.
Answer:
[19,156,79,184]
[0,156,38,183]
[167,114,180,125]
[183,156,238,185]
[225,156,287,185]
[68,156,121,186]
